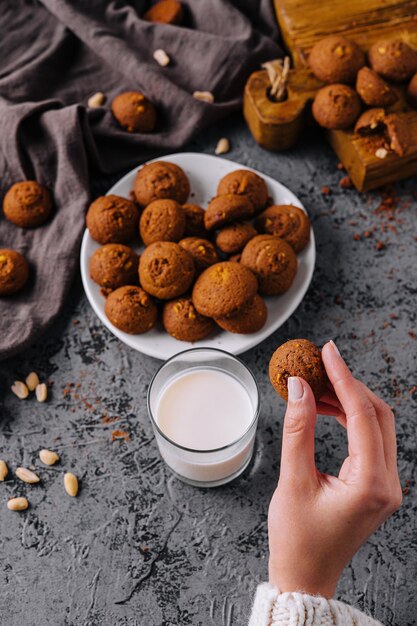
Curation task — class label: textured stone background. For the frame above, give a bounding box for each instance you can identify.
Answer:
[0,116,416,626]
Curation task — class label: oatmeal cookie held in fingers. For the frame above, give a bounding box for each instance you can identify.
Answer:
[269,339,328,401]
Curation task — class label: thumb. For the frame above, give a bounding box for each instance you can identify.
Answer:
[280,377,317,484]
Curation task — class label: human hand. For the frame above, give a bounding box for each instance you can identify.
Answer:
[268,340,402,598]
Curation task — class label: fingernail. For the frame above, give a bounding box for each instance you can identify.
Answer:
[330,340,341,357]
[288,377,304,401]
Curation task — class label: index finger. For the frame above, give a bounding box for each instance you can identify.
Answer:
[321,341,385,475]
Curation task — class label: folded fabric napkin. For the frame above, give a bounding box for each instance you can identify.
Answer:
[0,0,280,360]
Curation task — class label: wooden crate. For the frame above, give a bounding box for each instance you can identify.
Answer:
[243,0,417,191]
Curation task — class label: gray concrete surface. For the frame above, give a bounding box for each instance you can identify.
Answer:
[0,115,416,626]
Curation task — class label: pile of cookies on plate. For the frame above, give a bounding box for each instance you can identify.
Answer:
[86,161,311,341]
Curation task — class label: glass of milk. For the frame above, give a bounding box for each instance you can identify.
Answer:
[147,348,260,487]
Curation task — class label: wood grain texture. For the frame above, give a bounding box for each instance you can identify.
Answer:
[243,69,321,150]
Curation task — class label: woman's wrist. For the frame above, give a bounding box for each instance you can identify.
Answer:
[269,561,339,599]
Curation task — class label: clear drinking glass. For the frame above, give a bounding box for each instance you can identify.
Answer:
[147,348,260,487]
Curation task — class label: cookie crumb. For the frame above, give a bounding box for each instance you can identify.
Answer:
[339,175,353,189]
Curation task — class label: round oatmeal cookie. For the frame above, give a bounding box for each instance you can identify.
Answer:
[86,195,139,244]
[179,237,219,274]
[308,35,365,84]
[255,205,310,253]
[312,84,361,130]
[105,285,157,334]
[215,222,257,255]
[215,294,267,334]
[182,203,207,237]
[356,66,398,107]
[217,170,268,213]
[192,261,258,318]
[111,91,156,133]
[0,249,29,296]
[3,181,52,228]
[240,235,297,296]
[368,40,417,83]
[269,338,328,401]
[133,161,190,208]
[89,244,138,290]
[204,194,254,231]
[139,241,195,300]
[163,297,215,341]
[139,199,185,245]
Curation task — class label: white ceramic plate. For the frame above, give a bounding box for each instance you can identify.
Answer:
[80,153,316,360]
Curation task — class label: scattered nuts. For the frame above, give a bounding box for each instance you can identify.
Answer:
[0,460,8,481]
[11,381,29,400]
[39,449,60,466]
[7,497,29,511]
[16,467,40,484]
[375,148,388,159]
[153,49,170,66]
[215,138,230,155]
[35,383,48,403]
[88,91,106,108]
[64,472,79,497]
[25,372,40,391]
[193,91,214,103]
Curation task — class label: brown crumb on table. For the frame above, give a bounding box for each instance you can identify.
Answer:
[389,313,399,320]
[402,480,411,495]
[111,429,130,442]
[102,415,120,424]
[409,385,417,395]
[321,186,331,195]
[337,162,344,170]
[375,240,386,250]
[353,233,361,241]
[408,331,417,340]
[339,175,353,189]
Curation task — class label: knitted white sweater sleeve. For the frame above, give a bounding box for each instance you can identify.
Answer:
[249,583,384,626]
